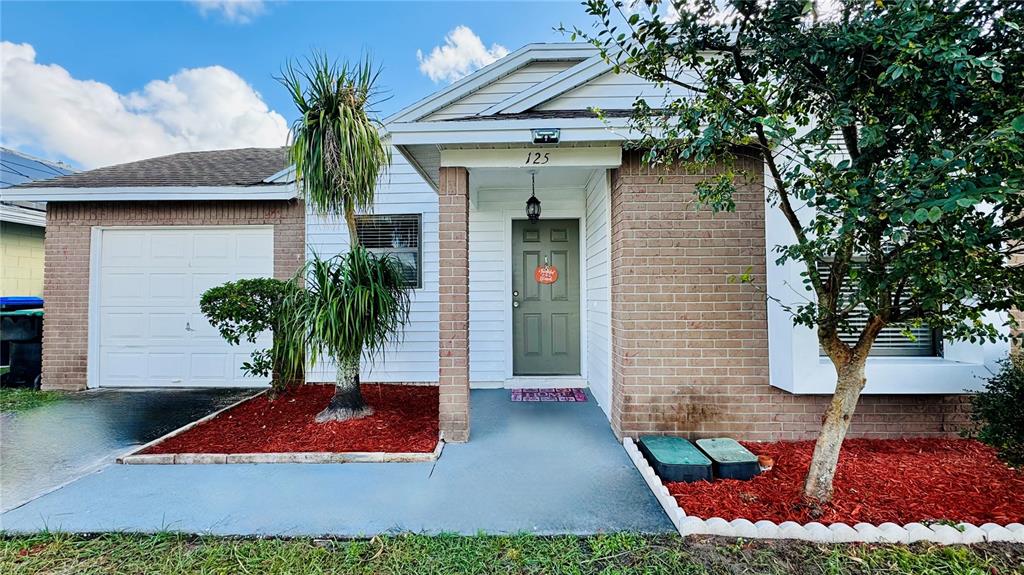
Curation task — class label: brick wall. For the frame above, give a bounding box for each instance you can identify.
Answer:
[437,167,470,442]
[609,151,970,441]
[41,200,305,391]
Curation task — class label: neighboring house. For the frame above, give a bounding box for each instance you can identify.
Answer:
[5,44,1009,443]
[0,148,75,296]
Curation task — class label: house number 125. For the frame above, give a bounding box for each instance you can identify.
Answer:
[525,152,550,165]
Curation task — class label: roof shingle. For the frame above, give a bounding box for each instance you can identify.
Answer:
[14,147,290,189]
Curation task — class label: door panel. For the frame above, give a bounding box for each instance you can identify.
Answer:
[512,219,581,375]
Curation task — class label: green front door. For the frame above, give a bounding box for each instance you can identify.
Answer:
[512,219,581,375]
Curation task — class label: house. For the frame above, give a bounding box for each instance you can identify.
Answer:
[4,44,1009,442]
[0,147,75,297]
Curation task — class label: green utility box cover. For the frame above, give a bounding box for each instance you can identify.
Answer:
[695,438,760,481]
[638,436,712,483]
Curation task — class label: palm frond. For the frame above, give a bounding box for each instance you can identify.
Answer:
[275,249,411,379]
[277,52,390,225]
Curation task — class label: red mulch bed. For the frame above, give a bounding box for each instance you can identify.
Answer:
[143,384,439,454]
[666,439,1024,525]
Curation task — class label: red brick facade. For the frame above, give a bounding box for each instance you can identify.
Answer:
[609,151,970,440]
[437,167,471,442]
[41,200,305,391]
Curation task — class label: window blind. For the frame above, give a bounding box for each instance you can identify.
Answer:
[816,262,938,357]
[355,214,421,288]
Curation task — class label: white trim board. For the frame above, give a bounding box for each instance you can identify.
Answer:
[388,118,637,146]
[441,146,621,169]
[0,203,46,227]
[503,376,588,389]
[3,185,297,202]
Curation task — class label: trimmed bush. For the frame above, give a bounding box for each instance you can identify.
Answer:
[200,278,299,391]
[967,354,1024,467]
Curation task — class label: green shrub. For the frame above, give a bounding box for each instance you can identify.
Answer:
[967,353,1024,467]
[200,278,299,391]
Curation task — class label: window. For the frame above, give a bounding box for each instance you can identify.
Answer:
[816,262,939,357]
[355,214,422,288]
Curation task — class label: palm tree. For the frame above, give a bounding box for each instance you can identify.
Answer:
[276,53,410,422]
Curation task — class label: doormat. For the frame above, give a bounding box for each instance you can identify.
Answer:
[510,388,588,402]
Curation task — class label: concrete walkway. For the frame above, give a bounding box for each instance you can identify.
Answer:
[0,389,672,536]
[0,388,252,511]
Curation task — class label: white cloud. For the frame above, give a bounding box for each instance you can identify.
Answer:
[417,26,509,84]
[190,0,266,24]
[0,41,288,168]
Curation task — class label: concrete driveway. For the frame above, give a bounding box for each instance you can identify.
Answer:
[0,388,254,511]
[0,389,672,535]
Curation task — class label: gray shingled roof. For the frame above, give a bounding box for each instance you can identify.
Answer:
[14,147,290,188]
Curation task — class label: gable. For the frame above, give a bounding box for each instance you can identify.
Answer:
[423,60,582,121]
[534,70,690,112]
[385,44,598,125]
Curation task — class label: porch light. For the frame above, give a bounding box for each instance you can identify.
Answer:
[526,171,541,223]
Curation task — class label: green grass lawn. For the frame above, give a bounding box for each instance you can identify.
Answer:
[2,533,1021,574]
[0,388,64,412]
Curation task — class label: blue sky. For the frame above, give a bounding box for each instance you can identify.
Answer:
[0,1,595,169]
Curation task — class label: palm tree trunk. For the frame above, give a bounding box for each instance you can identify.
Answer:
[802,355,868,507]
[315,356,372,422]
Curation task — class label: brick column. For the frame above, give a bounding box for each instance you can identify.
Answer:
[438,167,471,442]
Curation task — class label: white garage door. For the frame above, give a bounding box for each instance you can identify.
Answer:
[94,227,273,388]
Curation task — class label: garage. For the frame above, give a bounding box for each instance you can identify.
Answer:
[4,147,305,391]
[92,227,273,388]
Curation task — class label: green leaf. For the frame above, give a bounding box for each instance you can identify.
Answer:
[991,70,1003,83]
[1011,114,1024,133]
[928,206,943,222]
[914,208,929,223]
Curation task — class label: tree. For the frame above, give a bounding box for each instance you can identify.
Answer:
[276,54,411,422]
[572,0,1024,506]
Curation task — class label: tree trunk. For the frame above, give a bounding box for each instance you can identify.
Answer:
[314,356,373,423]
[802,356,868,508]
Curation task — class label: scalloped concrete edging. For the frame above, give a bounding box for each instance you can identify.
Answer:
[117,389,444,464]
[623,437,1024,545]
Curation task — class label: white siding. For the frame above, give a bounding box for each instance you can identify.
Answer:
[305,149,439,383]
[583,170,612,417]
[469,187,588,385]
[468,204,507,383]
[425,61,580,121]
[536,70,691,111]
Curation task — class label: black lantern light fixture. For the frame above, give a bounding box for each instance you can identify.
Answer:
[526,170,541,223]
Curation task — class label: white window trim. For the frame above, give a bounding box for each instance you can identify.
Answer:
[765,203,1009,394]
